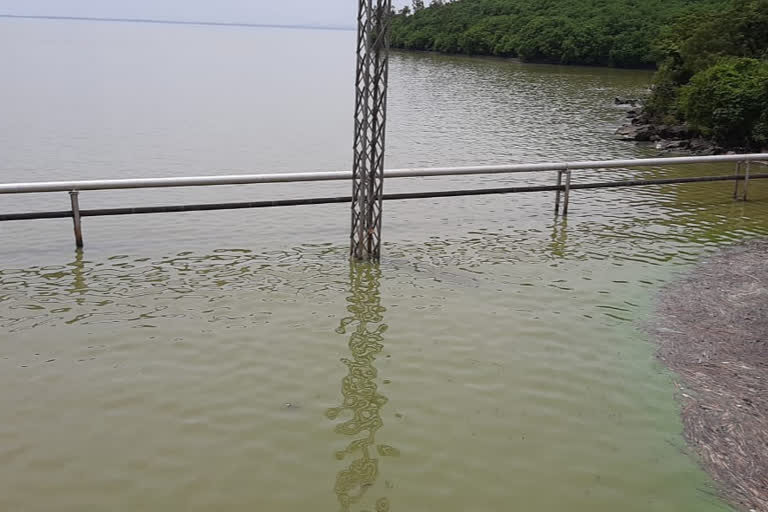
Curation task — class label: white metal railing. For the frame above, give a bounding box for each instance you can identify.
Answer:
[1,153,766,249]
[0,153,765,194]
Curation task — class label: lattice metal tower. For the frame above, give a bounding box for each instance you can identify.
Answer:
[351,0,392,262]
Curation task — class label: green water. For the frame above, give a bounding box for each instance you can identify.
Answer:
[2,18,768,512]
[2,177,768,511]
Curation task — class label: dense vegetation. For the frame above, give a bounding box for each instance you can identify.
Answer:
[645,0,768,149]
[392,0,768,150]
[391,0,726,68]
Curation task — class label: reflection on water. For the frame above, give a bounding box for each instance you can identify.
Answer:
[2,20,768,511]
[327,264,398,512]
[1,181,766,509]
[549,218,569,259]
[70,249,86,296]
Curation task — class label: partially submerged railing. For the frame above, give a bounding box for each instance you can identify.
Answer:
[1,153,766,249]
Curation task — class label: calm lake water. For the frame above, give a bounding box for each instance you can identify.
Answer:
[2,18,767,512]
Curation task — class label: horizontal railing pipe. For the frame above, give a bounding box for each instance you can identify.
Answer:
[1,153,766,194]
[2,173,767,222]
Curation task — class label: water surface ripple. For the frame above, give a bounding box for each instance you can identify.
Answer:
[2,19,767,512]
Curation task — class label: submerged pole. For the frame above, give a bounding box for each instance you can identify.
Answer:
[734,161,743,199]
[743,161,751,201]
[350,0,392,262]
[563,167,573,216]
[69,190,84,249]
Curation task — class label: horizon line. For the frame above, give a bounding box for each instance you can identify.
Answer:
[0,14,355,31]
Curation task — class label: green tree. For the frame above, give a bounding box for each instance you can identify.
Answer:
[391,0,728,68]
[644,0,768,148]
[679,58,768,148]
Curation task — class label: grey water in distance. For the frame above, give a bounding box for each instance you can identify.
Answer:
[0,14,355,31]
[2,17,766,512]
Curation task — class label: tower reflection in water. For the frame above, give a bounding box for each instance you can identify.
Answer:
[326,264,399,512]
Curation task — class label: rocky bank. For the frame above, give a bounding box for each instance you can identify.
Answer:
[612,97,723,155]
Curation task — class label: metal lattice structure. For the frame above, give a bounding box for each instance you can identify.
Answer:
[351,0,392,262]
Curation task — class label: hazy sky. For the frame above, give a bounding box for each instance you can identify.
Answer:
[0,0,412,27]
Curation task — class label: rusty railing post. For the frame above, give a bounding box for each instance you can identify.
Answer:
[743,160,751,201]
[734,161,743,199]
[563,166,573,216]
[69,190,84,249]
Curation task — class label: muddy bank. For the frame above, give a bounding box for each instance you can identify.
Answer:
[654,240,768,511]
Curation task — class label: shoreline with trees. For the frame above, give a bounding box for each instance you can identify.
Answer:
[392,0,768,152]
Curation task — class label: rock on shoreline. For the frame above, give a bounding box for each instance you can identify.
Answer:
[613,100,723,155]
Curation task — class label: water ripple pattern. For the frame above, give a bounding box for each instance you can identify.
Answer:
[1,19,766,512]
[327,265,396,512]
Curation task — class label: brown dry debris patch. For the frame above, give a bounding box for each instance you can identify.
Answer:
[655,240,768,511]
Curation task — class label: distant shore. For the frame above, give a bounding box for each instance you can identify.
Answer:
[0,14,355,32]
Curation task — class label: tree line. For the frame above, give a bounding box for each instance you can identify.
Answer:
[391,0,726,68]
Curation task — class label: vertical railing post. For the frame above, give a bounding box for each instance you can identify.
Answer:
[742,160,751,201]
[350,0,392,262]
[554,170,563,215]
[734,161,743,199]
[563,166,573,216]
[69,190,84,249]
